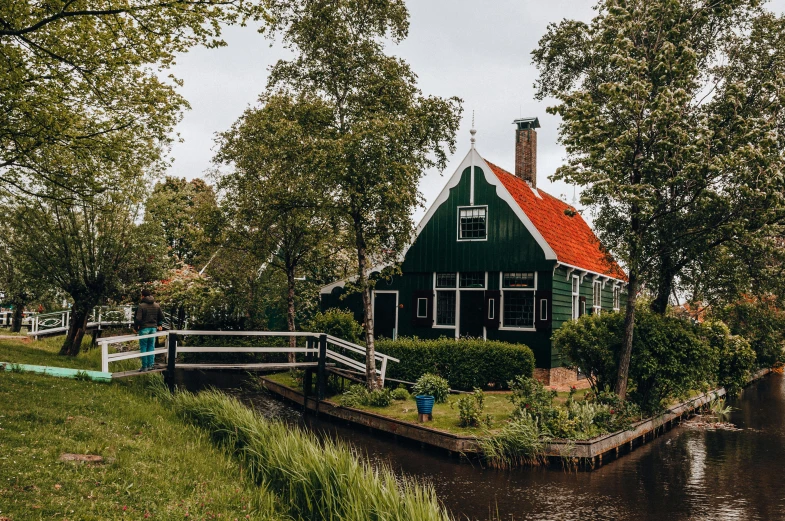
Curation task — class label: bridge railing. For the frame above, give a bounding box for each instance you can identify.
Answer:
[97,330,398,386]
[27,305,189,338]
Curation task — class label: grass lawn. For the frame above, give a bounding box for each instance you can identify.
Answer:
[264,372,589,436]
[0,339,283,521]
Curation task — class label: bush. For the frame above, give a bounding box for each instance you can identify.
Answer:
[338,384,393,408]
[308,308,364,343]
[376,337,535,390]
[412,373,450,403]
[453,388,490,428]
[716,300,785,368]
[553,307,719,414]
[391,387,410,401]
[478,412,549,468]
[700,321,756,397]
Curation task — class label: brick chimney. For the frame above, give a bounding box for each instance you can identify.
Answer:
[513,117,540,188]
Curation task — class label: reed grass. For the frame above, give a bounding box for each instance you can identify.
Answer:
[151,379,453,521]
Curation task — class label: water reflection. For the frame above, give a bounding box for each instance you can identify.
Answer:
[176,371,785,521]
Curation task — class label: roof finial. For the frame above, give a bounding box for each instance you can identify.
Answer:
[470,110,476,149]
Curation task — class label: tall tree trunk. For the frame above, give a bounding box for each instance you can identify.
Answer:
[354,225,377,390]
[60,303,91,356]
[286,266,297,365]
[10,301,24,333]
[615,273,638,400]
[650,255,675,315]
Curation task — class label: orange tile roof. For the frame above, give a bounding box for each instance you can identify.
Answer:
[485,160,627,280]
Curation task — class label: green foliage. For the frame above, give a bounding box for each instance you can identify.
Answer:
[265,0,462,383]
[716,299,785,368]
[339,384,393,408]
[478,412,549,469]
[1,0,265,197]
[701,321,757,397]
[708,396,734,421]
[508,376,640,439]
[453,388,490,428]
[554,308,720,414]
[377,337,535,390]
[391,387,410,401]
[412,373,450,403]
[164,387,452,521]
[308,309,364,343]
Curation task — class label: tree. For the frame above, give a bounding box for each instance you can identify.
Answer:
[0,241,50,332]
[1,163,166,356]
[215,94,345,359]
[532,0,785,399]
[145,177,222,267]
[267,0,462,388]
[0,0,266,198]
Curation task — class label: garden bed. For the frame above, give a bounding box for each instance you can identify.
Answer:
[260,368,773,467]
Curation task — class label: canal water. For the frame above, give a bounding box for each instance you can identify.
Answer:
[176,372,785,521]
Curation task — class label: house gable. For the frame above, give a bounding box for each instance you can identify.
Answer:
[402,150,556,273]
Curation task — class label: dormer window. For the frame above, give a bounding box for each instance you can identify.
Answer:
[458,206,487,240]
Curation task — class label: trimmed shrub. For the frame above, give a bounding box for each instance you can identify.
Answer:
[412,373,450,403]
[308,308,364,343]
[701,321,756,397]
[553,307,719,414]
[376,337,535,390]
[391,387,410,401]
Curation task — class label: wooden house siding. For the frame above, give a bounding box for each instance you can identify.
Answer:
[402,167,553,273]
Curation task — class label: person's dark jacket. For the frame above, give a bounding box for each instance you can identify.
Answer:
[134,296,164,330]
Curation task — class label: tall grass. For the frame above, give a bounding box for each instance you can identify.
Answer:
[477,412,549,469]
[150,380,452,521]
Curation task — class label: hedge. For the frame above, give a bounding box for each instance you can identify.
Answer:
[376,337,535,391]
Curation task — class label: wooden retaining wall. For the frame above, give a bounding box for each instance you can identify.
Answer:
[260,367,773,468]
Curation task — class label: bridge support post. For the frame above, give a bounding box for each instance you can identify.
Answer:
[316,334,327,401]
[165,332,177,392]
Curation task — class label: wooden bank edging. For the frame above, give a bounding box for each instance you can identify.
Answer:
[260,368,774,463]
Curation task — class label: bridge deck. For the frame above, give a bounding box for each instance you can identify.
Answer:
[111,362,323,379]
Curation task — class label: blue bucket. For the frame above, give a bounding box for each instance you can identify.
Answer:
[415,395,435,415]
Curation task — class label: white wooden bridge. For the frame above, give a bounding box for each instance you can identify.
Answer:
[98,330,398,397]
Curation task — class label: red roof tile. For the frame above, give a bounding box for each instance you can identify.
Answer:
[485,160,627,280]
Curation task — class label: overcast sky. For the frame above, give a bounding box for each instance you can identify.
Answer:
[166,0,785,221]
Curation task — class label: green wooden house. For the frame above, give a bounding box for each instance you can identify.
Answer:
[321,119,627,385]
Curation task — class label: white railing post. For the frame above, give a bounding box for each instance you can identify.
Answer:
[380,356,388,387]
[101,342,109,373]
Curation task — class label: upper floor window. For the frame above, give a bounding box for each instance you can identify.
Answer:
[458,206,487,240]
[613,286,621,311]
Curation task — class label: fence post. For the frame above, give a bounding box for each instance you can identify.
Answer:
[165,331,177,392]
[316,334,327,401]
[101,342,109,373]
[380,356,388,387]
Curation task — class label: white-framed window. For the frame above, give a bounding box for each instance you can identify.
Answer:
[539,299,548,321]
[613,286,621,311]
[488,298,495,320]
[571,275,580,320]
[593,281,602,314]
[457,206,488,241]
[501,272,537,329]
[434,273,457,327]
[416,298,428,318]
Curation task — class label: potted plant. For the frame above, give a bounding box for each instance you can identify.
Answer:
[412,373,449,421]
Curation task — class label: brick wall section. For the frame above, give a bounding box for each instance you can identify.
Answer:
[533,367,589,390]
[515,128,537,188]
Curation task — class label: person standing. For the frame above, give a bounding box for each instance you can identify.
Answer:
[134,289,164,372]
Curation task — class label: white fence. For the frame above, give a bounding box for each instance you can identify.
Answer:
[26,305,187,338]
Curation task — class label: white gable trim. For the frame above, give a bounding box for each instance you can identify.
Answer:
[401,148,557,260]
